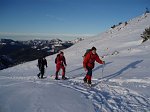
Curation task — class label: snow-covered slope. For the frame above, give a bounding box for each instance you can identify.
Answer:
[0,13,150,112]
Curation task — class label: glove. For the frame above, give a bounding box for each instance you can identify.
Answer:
[103,61,105,64]
[84,68,87,71]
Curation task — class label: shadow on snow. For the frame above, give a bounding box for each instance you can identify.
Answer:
[102,60,143,81]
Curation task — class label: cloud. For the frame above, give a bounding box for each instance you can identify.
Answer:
[0,32,95,41]
[0,32,94,37]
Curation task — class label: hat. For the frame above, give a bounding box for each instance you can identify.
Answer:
[91,46,97,50]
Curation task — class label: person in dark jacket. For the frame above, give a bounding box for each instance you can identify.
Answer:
[37,57,47,79]
[83,47,105,84]
[55,51,67,80]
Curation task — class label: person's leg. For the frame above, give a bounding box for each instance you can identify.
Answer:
[37,68,41,78]
[61,66,66,79]
[83,66,91,83]
[86,67,92,84]
[55,65,60,79]
[83,74,87,83]
[41,68,45,78]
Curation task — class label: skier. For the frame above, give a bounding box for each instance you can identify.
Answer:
[55,51,67,80]
[83,47,105,85]
[37,56,47,79]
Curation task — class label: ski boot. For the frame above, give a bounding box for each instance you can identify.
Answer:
[55,75,60,80]
[83,77,87,83]
[87,80,92,87]
[62,75,68,80]
[37,73,40,79]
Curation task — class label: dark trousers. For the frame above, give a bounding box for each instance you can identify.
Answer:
[38,67,45,78]
[84,66,92,83]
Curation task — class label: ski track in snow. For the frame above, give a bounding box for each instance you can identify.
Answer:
[0,75,150,112]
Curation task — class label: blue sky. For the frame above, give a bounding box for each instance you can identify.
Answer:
[0,0,150,40]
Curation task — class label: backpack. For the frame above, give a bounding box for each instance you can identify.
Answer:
[83,49,91,57]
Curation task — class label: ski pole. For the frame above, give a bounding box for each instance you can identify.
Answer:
[93,63,105,87]
[101,63,105,79]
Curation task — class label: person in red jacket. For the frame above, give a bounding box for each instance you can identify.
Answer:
[55,51,67,80]
[83,47,105,84]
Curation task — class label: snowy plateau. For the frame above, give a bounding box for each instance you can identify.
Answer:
[0,13,150,112]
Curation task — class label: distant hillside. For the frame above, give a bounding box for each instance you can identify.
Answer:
[0,38,83,70]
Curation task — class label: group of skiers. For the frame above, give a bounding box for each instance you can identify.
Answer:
[37,51,67,80]
[37,46,105,85]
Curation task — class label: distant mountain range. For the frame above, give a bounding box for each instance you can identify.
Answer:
[0,38,84,70]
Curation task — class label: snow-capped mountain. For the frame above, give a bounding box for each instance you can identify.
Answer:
[0,39,74,70]
[0,13,150,112]
[71,37,84,44]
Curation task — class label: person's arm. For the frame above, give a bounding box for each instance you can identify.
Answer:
[95,54,104,64]
[63,56,67,66]
[37,59,40,67]
[45,59,48,67]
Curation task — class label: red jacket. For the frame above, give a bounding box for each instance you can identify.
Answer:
[83,51,103,69]
[55,54,66,66]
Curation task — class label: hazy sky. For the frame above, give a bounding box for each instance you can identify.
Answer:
[0,0,149,40]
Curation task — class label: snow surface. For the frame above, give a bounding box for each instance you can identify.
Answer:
[0,13,150,112]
